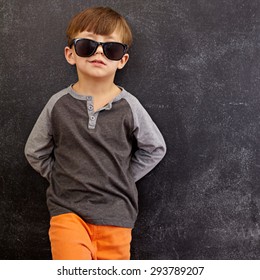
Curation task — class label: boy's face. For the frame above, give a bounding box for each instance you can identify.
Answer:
[65,30,129,80]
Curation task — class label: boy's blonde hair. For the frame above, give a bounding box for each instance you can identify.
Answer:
[66,6,133,47]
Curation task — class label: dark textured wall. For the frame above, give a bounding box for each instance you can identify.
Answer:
[1,0,260,259]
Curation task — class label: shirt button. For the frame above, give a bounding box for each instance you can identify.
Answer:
[88,105,93,111]
[90,116,95,121]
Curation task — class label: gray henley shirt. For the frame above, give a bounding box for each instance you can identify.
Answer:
[24,85,166,228]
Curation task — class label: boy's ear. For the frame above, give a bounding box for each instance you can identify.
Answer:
[117,53,129,70]
[64,46,76,65]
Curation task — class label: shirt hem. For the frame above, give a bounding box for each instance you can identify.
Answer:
[49,210,135,229]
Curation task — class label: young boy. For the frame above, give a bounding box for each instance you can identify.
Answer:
[24,6,166,260]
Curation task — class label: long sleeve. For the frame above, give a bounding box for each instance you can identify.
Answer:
[24,98,55,182]
[127,95,167,182]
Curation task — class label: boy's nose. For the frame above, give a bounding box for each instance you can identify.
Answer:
[95,45,104,55]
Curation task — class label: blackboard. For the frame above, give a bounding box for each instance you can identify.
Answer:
[1,0,260,259]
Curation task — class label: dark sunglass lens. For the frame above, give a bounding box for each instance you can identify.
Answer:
[75,39,97,57]
[104,43,126,60]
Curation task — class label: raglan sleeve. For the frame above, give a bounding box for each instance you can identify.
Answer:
[24,98,55,182]
[129,97,167,182]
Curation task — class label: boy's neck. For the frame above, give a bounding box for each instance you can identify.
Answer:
[72,77,120,98]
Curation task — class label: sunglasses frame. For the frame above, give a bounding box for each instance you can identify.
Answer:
[69,38,128,61]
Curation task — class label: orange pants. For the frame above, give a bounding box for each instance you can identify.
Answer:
[48,213,132,260]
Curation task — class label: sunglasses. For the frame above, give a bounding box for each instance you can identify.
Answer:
[70,38,128,61]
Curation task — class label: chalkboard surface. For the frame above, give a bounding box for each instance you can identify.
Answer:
[1,0,260,259]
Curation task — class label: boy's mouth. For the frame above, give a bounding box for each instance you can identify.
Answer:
[90,59,106,65]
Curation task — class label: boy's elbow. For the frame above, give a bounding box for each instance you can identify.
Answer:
[24,141,38,165]
[152,140,167,162]
[24,148,34,166]
[24,143,30,161]
[24,140,34,161]
[159,139,167,159]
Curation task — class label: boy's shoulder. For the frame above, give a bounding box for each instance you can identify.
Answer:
[121,88,149,116]
[44,86,73,110]
[49,86,71,103]
[120,88,143,110]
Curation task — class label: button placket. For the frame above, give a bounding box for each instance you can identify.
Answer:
[86,97,97,129]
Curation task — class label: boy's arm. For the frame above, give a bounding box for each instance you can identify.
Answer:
[24,101,54,182]
[129,98,167,182]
